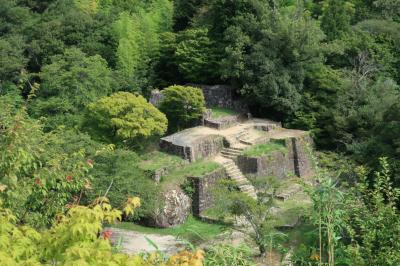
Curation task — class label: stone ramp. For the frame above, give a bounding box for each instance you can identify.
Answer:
[105,227,185,255]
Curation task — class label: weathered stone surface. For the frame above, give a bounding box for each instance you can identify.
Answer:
[190,168,227,217]
[237,135,313,179]
[281,134,314,178]
[149,84,248,113]
[151,187,191,228]
[237,150,295,179]
[160,130,224,162]
[149,89,164,107]
[204,115,240,130]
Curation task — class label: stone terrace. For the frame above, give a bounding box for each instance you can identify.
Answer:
[160,118,307,161]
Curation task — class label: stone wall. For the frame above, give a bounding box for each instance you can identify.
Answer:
[190,168,227,217]
[237,150,295,179]
[149,85,248,112]
[159,139,193,161]
[191,135,225,161]
[286,134,314,177]
[186,84,233,108]
[204,115,240,130]
[237,135,313,178]
[149,89,164,106]
[160,134,224,162]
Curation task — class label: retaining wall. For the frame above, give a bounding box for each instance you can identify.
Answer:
[237,135,313,178]
[190,168,227,217]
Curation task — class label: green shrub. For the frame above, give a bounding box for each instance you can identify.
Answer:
[205,244,257,266]
[211,107,238,119]
[159,85,206,132]
[87,92,168,145]
[87,149,160,220]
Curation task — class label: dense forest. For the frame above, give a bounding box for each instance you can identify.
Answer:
[1,0,399,265]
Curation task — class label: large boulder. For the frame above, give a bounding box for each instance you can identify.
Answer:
[152,187,191,228]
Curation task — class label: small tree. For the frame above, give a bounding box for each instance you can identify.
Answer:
[88,92,168,145]
[159,85,206,132]
[211,178,286,258]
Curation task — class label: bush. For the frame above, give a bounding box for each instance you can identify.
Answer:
[205,244,256,266]
[87,149,160,220]
[159,85,205,132]
[87,92,168,145]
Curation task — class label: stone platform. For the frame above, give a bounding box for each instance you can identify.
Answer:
[160,118,304,162]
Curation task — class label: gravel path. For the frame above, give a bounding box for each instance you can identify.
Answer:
[106,227,185,255]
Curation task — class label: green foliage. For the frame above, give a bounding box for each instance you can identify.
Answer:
[87,149,160,220]
[162,160,221,187]
[0,35,27,86]
[139,151,184,172]
[112,0,173,91]
[159,85,206,131]
[87,92,167,145]
[211,107,238,119]
[211,177,280,255]
[0,197,147,265]
[205,244,256,266]
[29,48,114,130]
[219,3,325,118]
[320,0,354,40]
[0,98,94,227]
[175,28,219,83]
[173,0,207,31]
[373,0,400,21]
[342,158,400,265]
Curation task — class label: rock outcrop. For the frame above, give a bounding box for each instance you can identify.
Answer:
[151,187,191,228]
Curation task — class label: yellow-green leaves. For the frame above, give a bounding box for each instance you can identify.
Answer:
[88,92,168,143]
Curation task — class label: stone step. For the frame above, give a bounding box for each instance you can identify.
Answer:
[224,147,242,151]
[221,151,241,157]
[239,139,253,145]
[222,154,237,159]
[225,167,240,174]
[236,130,249,136]
[227,170,243,177]
[221,148,241,155]
[229,174,246,181]
[229,147,244,151]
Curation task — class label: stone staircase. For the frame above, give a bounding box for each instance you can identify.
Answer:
[219,147,257,199]
[220,147,242,160]
[236,130,253,145]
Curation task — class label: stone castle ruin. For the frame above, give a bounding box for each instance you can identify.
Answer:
[150,85,313,222]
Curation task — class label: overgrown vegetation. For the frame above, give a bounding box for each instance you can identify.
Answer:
[161,160,221,187]
[1,0,400,264]
[211,107,238,119]
[242,142,288,157]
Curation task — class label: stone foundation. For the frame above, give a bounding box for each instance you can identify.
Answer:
[237,135,313,178]
[160,133,224,162]
[204,115,240,130]
[159,139,193,161]
[237,150,295,179]
[190,168,227,217]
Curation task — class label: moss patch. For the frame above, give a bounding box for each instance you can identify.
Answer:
[242,142,287,157]
[211,107,238,119]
